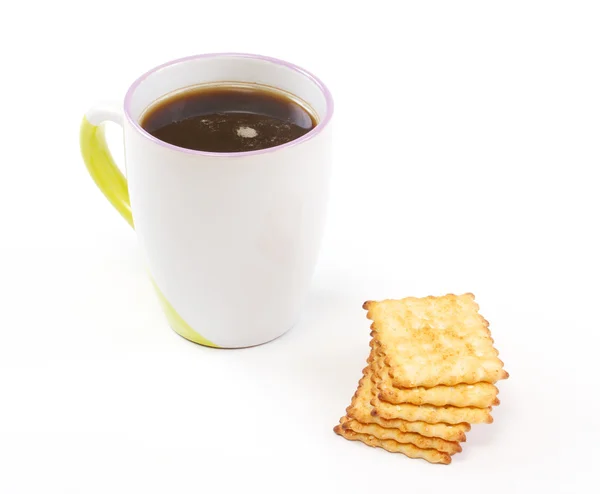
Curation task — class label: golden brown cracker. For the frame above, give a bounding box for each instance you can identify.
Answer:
[370,392,493,424]
[365,293,509,387]
[334,424,452,464]
[370,339,500,407]
[341,417,461,455]
[346,368,470,442]
[378,372,499,407]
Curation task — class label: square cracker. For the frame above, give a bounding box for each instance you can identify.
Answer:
[334,424,452,464]
[345,367,470,442]
[369,349,493,424]
[370,390,492,424]
[340,417,461,455]
[371,339,500,408]
[365,293,509,388]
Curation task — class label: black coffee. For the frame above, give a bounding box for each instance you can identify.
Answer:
[140,83,317,153]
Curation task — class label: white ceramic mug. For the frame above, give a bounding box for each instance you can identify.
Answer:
[80,53,333,348]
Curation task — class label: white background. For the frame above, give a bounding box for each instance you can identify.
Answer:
[1,1,598,492]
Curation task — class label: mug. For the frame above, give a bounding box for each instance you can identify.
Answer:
[80,53,333,348]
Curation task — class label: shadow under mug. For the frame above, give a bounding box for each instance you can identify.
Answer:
[80,53,334,348]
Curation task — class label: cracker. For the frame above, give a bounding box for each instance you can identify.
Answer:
[370,338,500,407]
[369,352,493,423]
[376,367,499,407]
[346,368,470,442]
[341,417,461,455]
[370,392,493,424]
[334,424,452,464]
[365,293,509,387]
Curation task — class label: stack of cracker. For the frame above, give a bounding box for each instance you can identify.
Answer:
[334,293,508,464]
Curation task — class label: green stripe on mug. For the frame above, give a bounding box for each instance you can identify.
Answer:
[151,278,218,348]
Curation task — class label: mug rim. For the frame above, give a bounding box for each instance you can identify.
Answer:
[123,52,334,158]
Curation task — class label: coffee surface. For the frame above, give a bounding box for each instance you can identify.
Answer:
[140,83,317,153]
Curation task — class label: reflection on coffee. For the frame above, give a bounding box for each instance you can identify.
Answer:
[140,83,317,153]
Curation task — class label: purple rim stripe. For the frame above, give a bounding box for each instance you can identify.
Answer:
[123,53,334,158]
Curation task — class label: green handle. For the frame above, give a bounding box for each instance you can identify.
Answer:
[80,107,134,228]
